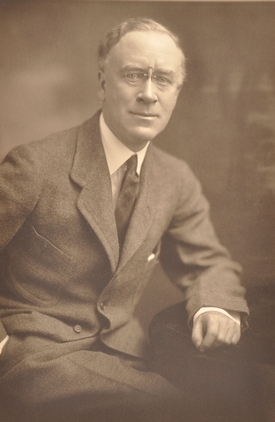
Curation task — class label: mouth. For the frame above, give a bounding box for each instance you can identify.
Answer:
[131,112,158,118]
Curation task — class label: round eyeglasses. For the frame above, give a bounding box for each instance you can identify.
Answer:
[123,71,179,90]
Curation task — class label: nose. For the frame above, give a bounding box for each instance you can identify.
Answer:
[136,69,158,104]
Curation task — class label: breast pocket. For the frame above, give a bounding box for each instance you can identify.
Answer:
[148,241,162,262]
[6,221,72,306]
[0,335,9,357]
[0,335,11,372]
[146,242,162,274]
[148,253,156,262]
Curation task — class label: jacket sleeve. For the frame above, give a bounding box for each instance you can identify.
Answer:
[0,144,42,335]
[159,163,249,324]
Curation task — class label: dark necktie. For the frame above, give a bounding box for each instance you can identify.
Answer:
[115,154,139,246]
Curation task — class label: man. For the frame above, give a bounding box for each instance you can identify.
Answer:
[0,18,248,421]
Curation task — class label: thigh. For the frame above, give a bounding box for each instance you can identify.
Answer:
[0,335,183,422]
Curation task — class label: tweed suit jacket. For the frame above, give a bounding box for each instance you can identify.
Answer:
[0,110,248,359]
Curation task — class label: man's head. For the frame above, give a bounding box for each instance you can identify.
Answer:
[98,18,186,151]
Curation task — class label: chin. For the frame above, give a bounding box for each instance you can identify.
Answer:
[130,127,160,143]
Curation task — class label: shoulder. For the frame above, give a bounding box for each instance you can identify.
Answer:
[150,144,201,189]
[1,117,94,173]
[15,124,80,162]
[148,144,207,216]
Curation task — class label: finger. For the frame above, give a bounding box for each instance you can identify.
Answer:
[192,318,204,349]
[211,322,241,349]
[221,321,241,345]
[212,320,232,348]
[193,313,242,352]
[199,326,219,352]
[231,327,241,345]
[198,315,221,352]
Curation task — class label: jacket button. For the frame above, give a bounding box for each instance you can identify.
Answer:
[73,324,82,333]
[100,302,106,311]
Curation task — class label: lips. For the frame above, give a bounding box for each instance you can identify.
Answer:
[131,112,158,118]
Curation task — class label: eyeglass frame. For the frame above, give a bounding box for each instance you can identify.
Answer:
[121,66,182,90]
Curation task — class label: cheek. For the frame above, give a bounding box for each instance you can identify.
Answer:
[107,89,120,104]
[108,82,132,103]
[162,96,178,117]
[104,94,126,119]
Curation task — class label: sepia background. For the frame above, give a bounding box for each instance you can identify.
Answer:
[1,0,275,328]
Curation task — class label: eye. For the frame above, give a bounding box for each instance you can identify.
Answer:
[124,72,144,84]
[153,75,172,87]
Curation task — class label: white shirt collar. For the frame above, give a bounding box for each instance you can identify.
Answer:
[99,113,149,176]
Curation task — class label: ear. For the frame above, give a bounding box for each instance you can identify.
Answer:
[98,70,106,102]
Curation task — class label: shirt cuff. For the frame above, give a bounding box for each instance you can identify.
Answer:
[193,307,241,325]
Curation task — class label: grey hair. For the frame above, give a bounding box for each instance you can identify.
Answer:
[98,17,186,85]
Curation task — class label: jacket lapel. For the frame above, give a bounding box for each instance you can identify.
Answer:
[70,112,119,273]
[70,112,156,274]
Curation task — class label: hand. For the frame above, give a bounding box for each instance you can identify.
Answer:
[192,311,241,353]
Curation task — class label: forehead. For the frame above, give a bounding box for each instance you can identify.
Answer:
[107,31,183,72]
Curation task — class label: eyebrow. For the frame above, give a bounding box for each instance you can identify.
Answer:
[120,65,176,76]
[153,69,176,77]
[120,65,146,73]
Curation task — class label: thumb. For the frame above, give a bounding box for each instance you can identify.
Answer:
[192,316,204,349]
